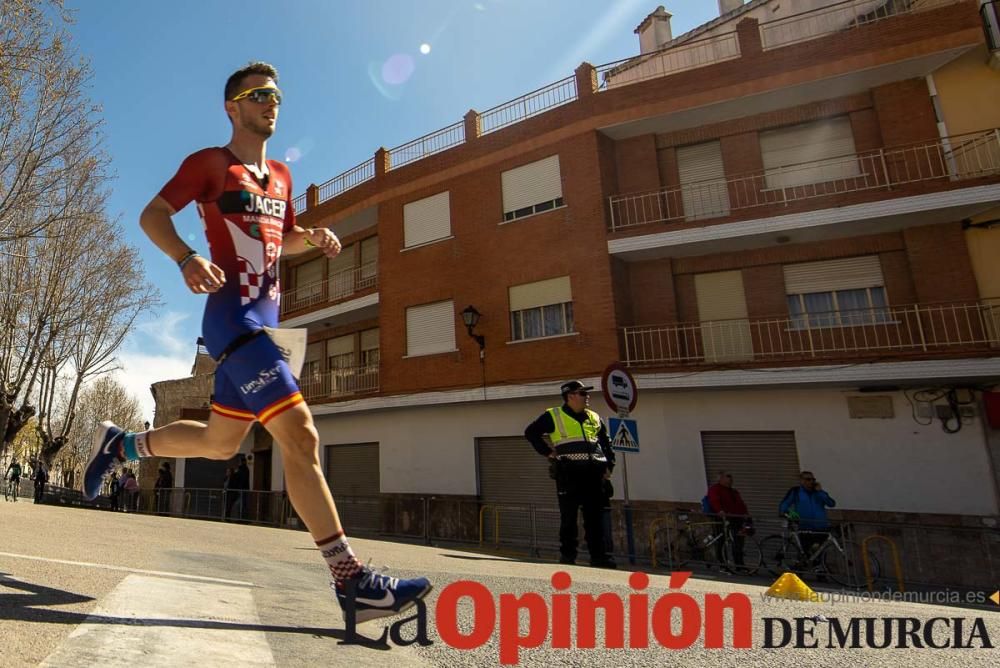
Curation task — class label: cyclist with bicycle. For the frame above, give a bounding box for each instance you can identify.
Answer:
[706,471,753,573]
[779,470,836,556]
[5,459,22,500]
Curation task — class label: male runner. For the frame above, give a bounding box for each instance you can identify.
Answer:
[82,62,431,623]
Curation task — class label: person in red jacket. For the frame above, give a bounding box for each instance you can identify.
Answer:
[706,471,751,572]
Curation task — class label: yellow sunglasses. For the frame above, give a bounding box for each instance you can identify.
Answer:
[230,86,282,105]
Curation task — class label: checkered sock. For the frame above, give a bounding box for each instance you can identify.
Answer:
[316,531,363,582]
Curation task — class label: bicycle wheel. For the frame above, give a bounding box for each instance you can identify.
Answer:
[759,535,801,576]
[670,528,707,570]
[823,542,879,589]
[727,535,763,575]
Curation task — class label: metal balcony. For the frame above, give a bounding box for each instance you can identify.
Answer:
[301,365,380,402]
[609,129,1000,232]
[622,299,1000,367]
[281,262,378,317]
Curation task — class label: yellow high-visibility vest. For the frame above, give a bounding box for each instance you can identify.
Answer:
[546,406,606,461]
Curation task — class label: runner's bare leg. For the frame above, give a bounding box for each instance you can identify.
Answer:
[141,404,342,538]
[143,412,254,460]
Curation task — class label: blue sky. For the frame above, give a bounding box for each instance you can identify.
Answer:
[66,0,719,420]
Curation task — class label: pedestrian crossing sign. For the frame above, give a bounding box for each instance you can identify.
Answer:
[609,417,639,453]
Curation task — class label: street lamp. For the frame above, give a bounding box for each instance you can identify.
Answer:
[461,305,487,399]
[461,305,485,352]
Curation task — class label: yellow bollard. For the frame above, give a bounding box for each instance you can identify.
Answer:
[862,534,905,593]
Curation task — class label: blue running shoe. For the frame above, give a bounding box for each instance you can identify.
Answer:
[82,421,125,501]
[333,567,432,624]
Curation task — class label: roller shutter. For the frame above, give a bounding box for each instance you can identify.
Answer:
[406,300,456,357]
[700,431,801,517]
[783,256,884,294]
[404,191,451,248]
[509,276,572,311]
[695,271,752,362]
[677,141,730,220]
[760,117,859,189]
[477,436,559,549]
[325,442,380,532]
[295,259,324,295]
[502,155,562,215]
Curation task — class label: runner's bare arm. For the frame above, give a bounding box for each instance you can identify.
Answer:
[283,225,342,258]
[140,195,226,294]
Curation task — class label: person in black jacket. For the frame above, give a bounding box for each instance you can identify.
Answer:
[226,454,251,522]
[155,463,174,515]
[525,381,616,568]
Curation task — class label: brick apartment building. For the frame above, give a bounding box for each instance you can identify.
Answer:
[154,0,1000,553]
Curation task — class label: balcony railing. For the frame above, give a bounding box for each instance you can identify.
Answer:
[389,121,465,169]
[760,0,962,50]
[622,299,1000,366]
[317,158,377,204]
[301,364,380,401]
[480,76,578,135]
[609,129,1000,231]
[281,261,378,316]
[292,0,968,209]
[597,31,741,91]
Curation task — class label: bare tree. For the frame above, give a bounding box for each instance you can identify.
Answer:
[0,0,108,242]
[29,214,159,466]
[0,1,158,471]
[56,375,143,489]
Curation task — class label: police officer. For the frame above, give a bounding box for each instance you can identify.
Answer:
[525,380,616,568]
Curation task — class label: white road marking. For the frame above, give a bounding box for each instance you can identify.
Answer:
[41,574,275,667]
[0,550,254,587]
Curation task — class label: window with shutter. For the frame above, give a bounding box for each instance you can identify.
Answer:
[783,256,889,329]
[295,259,324,298]
[501,155,564,221]
[508,276,574,341]
[328,242,357,299]
[406,300,456,357]
[677,141,730,220]
[694,271,753,362]
[403,191,451,248]
[327,335,356,394]
[360,236,379,288]
[760,117,860,189]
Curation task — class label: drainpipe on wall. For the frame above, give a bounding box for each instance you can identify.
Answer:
[926,73,958,178]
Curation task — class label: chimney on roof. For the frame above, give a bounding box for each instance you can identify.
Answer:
[718,0,745,15]
[635,6,673,55]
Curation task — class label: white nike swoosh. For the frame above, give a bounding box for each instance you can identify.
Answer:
[355,590,394,607]
[101,432,119,456]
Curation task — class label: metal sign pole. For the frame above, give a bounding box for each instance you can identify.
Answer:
[621,451,636,565]
[618,409,636,566]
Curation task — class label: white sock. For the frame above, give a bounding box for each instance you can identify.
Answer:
[316,531,363,582]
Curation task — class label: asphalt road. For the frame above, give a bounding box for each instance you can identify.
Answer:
[1,501,997,667]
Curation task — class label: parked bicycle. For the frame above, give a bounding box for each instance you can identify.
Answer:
[660,512,763,575]
[759,517,879,588]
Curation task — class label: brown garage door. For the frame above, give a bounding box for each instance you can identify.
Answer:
[700,431,801,518]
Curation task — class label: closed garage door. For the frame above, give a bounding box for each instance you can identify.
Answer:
[477,436,558,549]
[326,443,380,532]
[700,431,801,518]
